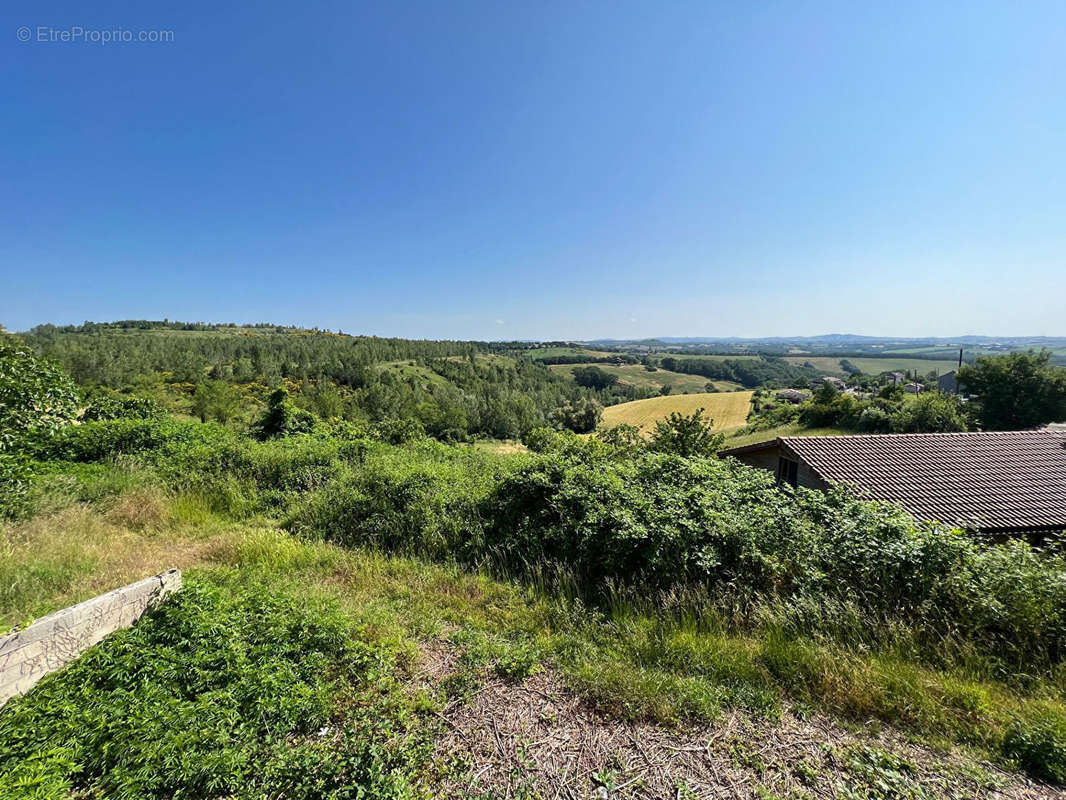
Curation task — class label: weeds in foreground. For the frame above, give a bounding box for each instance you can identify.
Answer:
[0,573,436,800]
[3,483,1066,787]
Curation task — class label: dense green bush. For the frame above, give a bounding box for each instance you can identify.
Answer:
[1002,709,1066,783]
[0,575,428,799]
[254,387,319,439]
[480,440,1066,670]
[28,418,237,464]
[798,386,968,433]
[0,334,80,516]
[24,416,1066,673]
[82,392,167,422]
[27,419,368,514]
[0,451,33,519]
[285,441,505,558]
[277,428,1066,673]
[551,397,603,433]
[647,408,724,456]
[739,401,801,434]
[959,350,1066,430]
[0,334,79,451]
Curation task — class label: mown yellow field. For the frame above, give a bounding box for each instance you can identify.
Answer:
[601,391,754,434]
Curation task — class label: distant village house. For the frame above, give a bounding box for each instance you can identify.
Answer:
[809,376,846,391]
[775,389,805,404]
[938,371,958,394]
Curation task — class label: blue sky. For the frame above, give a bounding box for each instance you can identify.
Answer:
[2,1,1064,339]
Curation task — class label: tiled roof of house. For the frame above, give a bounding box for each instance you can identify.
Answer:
[725,431,1066,533]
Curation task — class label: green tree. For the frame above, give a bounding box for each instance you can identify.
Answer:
[812,380,839,404]
[571,366,617,390]
[596,423,645,453]
[254,387,317,439]
[310,384,344,420]
[892,391,968,433]
[648,408,724,457]
[958,351,1066,430]
[191,381,243,424]
[552,398,603,433]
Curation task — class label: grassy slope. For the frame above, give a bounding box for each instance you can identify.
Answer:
[846,356,963,374]
[524,346,618,359]
[2,483,1063,796]
[375,360,453,387]
[549,363,742,393]
[782,356,850,375]
[602,391,754,433]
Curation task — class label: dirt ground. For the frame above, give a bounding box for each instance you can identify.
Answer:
[418,642,1064,800]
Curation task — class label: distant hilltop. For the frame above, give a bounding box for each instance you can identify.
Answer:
[14,321,1066,360]
[587,334,1066,347]
[572,335,1066,367]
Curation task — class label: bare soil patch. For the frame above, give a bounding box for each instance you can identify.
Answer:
[423,643,1062,799]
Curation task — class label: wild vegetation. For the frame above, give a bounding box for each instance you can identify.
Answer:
[2,325,1066,796]
[736,350,1066,439]
[959,351,1066,431]
[20,325,650,441]
[797,382,969,434]
[1,576,431,799]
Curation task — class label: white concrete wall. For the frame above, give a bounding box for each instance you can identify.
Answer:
[0,569,182,705]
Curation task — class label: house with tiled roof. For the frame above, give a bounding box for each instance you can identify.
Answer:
[719,431,1066,536]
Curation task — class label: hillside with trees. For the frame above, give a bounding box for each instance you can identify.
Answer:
[2,328,1065,796]
[21,323,657,440]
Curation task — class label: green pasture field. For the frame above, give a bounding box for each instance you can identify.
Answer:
[524,346,618,359]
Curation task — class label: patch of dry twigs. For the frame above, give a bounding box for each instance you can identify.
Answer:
[416,642,1063,800]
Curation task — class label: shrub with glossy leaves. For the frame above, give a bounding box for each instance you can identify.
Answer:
[0,334,79,451]
[0,335,80,516]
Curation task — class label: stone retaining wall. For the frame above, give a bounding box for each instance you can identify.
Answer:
[0,569,182,705]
